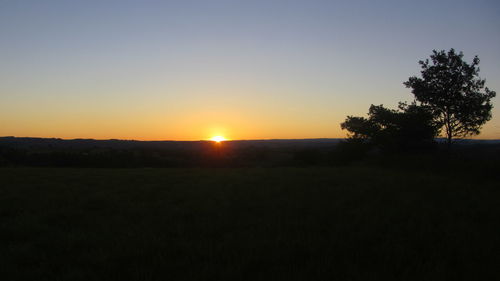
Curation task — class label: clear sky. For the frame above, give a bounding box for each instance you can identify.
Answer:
[1,0,499,140]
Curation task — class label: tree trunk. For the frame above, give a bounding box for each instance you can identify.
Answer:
[445,111,452,149]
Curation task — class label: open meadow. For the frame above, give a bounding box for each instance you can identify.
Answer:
[2,1,500,280]
[1,165,499,280]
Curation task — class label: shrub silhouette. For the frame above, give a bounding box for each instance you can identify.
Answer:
[341,103,438,151]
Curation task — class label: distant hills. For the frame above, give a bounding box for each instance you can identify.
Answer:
[0,137,345,150]
[1,136,499,150]
[1,136,499,168]
[0,137,345,167]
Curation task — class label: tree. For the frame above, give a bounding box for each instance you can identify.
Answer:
[341,103,438,151]
[404,49,496,147]
[340,115,379,141]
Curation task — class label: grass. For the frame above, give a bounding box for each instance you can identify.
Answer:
[1,166,499,280]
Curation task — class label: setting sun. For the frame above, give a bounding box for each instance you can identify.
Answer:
[210,136,227,143]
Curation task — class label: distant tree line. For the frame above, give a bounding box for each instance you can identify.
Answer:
[0,142,337,168]
[2,140,500,175]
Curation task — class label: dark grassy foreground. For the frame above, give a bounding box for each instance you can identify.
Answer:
[1,166,499,281]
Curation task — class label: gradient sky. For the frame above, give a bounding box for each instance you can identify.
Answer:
[1,0,499,140]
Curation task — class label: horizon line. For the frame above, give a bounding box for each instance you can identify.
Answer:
[0,136,345,142]
[2,136,500,142]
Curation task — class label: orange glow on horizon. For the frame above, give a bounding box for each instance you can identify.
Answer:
[210,136,227,143]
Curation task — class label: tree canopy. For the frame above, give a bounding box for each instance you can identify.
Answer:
[341,103,438,151]
[404,49,496,146]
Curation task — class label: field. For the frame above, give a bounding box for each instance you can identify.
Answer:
[1,166,499,280]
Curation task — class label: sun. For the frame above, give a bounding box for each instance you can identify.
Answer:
[210,136,227,143]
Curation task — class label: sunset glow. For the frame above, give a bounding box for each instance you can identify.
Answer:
[0,1,499,140]
[210,136,227,143]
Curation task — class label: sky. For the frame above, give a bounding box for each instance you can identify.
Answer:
[1,0,499,140]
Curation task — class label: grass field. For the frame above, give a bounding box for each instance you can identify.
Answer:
[1,166,499,280]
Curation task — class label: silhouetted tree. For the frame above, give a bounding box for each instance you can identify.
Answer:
[404,49,496,147]
[340,115,379,141]
[341,103,438,151]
